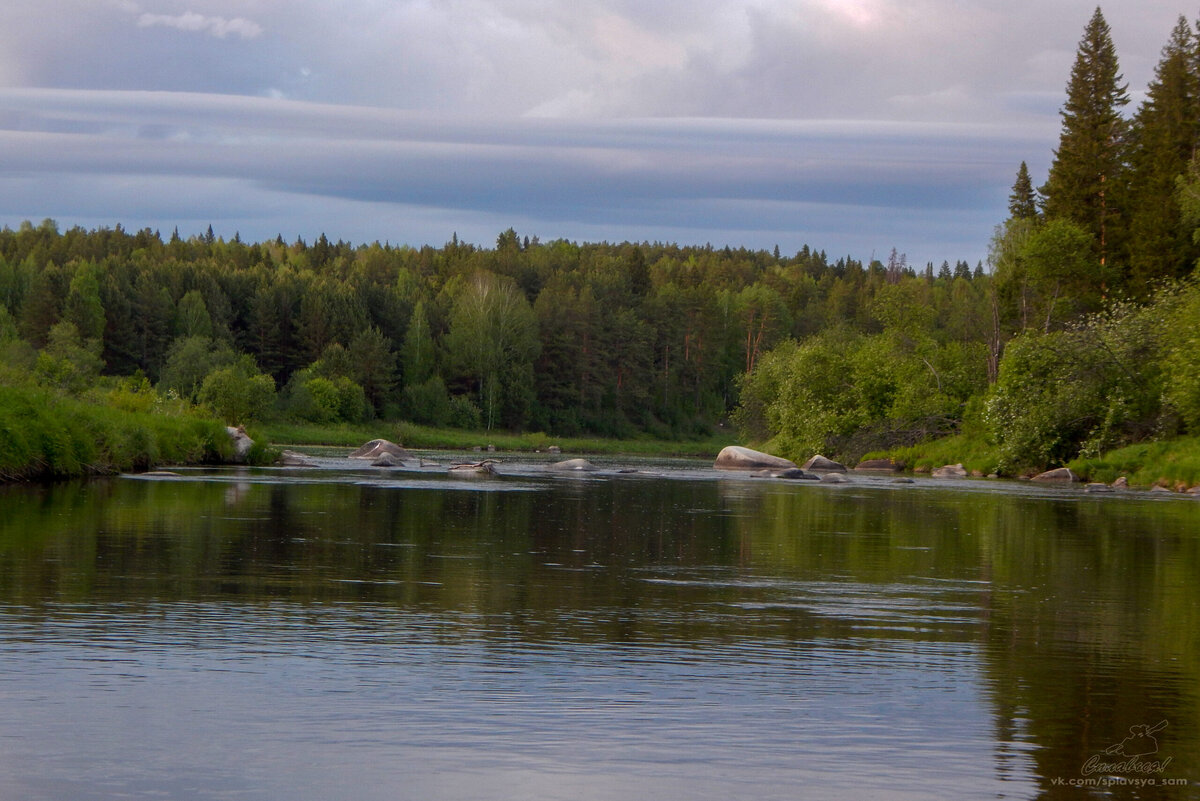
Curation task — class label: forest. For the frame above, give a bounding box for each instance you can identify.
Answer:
[3,7,1200,480]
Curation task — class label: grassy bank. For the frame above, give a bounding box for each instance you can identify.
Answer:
[862,430,1200,489]
[0,385,242,481]
[860,433,1002,476]
[262,420,736,458]
[1069,437,1200,489]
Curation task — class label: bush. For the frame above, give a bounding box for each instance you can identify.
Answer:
[402,376,453,427]
[985,301,1166,472]
[198,360,276,424]
[448,394,482,429]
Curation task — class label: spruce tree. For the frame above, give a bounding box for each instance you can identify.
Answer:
[1040,7,1129,266]
[1008,162,1038,220]
[1124,16,1199,288]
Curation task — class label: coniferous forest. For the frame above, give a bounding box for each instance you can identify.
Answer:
[4,7,1200,481]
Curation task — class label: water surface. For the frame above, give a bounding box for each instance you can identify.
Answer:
[0,456,1197,799]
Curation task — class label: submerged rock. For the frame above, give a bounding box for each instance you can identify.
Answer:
[349,439,407,460]
[371,453,402,467]
[1031,467,1080,483]
[854,458,901,472]
[776,468,818,480]
[714,446,798,471]
[1085,483,1113,493]
[550,458,599,472]
[801,454,847,472]
[278,450,317,467]
[820,473,849,484]
[449,460,497,477]
[931,463,967,478]
[890,477,915,484]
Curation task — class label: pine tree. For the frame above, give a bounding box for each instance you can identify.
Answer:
[1040,7,1130,266]
[1008,162,1039,220]
[1123,16,1199,289]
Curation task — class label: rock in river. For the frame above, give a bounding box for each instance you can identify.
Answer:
[1031,467,1080,483]
[713,446,798,471]
[349,439,408,460]
[801,454,847,472]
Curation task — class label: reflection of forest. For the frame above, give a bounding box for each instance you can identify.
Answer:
[0,473,1197,794]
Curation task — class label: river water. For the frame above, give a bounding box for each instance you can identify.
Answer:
[0,455,1196,800]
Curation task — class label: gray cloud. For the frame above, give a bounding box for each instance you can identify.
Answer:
[136,11,264,39]
[0,1,1195,263]
[0,88,1045,263]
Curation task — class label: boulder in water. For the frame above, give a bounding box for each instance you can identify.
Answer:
[931,463,967,478]
[714,446,797,471]
[349,439,407,460]
[278,450,317,467]
[1031,467,1080,483]
[801,454,847,472]
[226,426,253,463]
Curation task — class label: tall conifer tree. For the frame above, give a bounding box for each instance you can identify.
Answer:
[1124,16,1199,288]
[1040,7,1129,266]
[1008,161,1039,220]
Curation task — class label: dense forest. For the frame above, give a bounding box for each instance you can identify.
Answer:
[3,6,1200,477]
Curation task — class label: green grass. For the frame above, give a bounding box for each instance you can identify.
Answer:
[0,384,243,481]
[860,433,1003,476]
[261,420,736,458]
[1069,436,1200,489]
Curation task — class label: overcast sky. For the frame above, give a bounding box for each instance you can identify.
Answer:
[0,1,1193,266]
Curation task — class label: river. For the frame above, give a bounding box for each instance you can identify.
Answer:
[0,454,1196,800]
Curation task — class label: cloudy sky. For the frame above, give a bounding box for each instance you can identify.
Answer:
[0,1,1193,265]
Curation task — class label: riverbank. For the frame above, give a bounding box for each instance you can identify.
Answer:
[262,421,736,458]
[0,385,255,481]
[861,432,1200,490]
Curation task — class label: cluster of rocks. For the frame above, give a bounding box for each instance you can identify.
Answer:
[712,446,854,484]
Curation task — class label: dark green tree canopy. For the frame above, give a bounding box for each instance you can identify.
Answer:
[1008,162,1038,220]
[1040,7,1130,263]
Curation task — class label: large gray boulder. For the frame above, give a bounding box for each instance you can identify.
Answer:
[226,426,253,463]
[714,446,798,471]
[801,454,847,472]
[348,439,408,460]
[931,463,967,478]
[1031,467,1080,483]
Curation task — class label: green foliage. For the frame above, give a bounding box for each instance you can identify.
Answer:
[1069,435,1200,488]
[735,322,985,463]
[402,375,453,427]
[283,369,368,424]
[0,384,231,481]
[1039,7,1129,263]
[347,325,396,416]
[1008,161,1038,220]
[448,394,482,430]
[445,272,539,430]
[158,336,238,401]
[175,289,214,339]
[34,321,103,395]
[986,300,1166,472]
[197,358,276,424]
[1160,281,1200,431]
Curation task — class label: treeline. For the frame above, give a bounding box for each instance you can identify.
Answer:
[739,7,1200,471]
[0,219,985,439]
